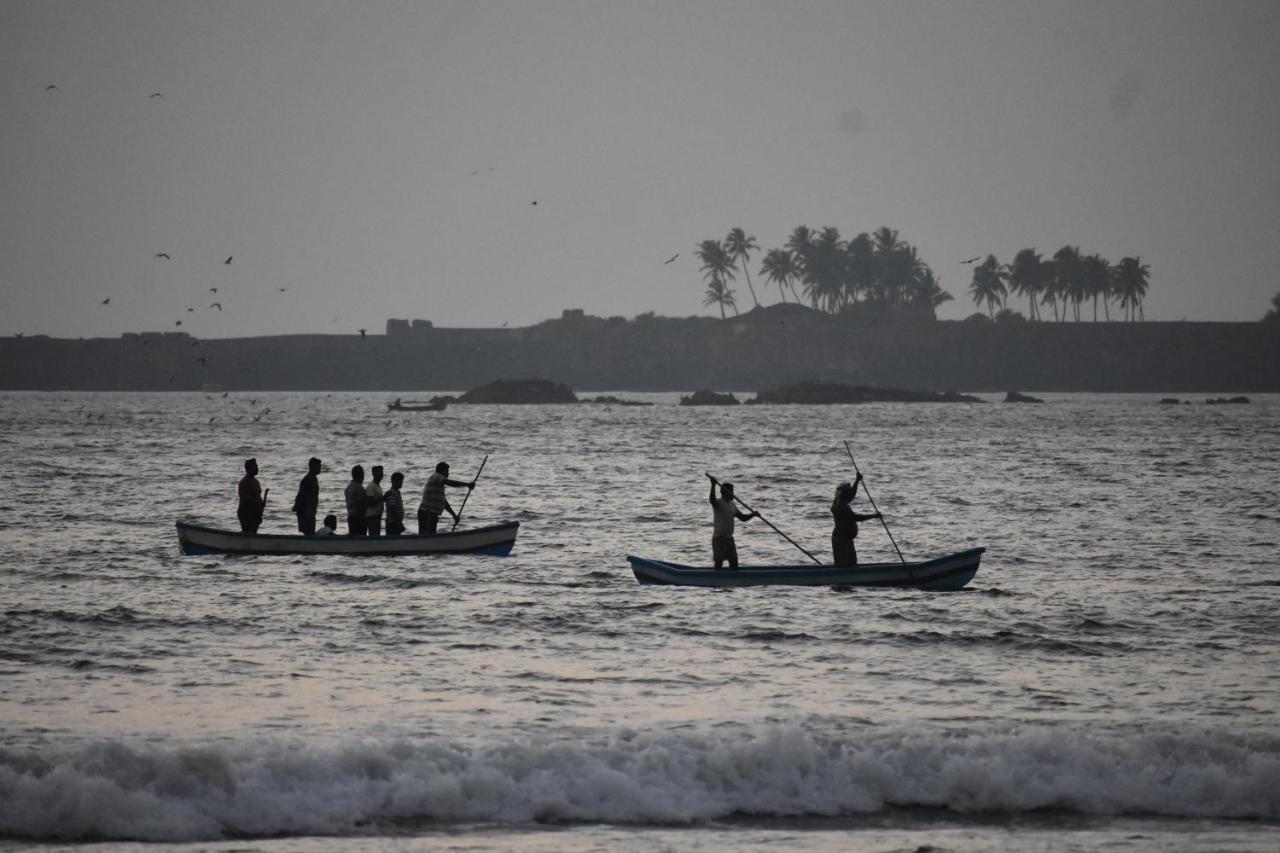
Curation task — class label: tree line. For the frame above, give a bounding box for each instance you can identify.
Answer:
[695,226,1153,322]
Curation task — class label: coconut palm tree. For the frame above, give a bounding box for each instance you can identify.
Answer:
[759,248,801,304]
[904,267,952,318]
[1008,248,1044,321]
[724,228,761,308]
[844,232,876,308]
[968,255,1008,319]
[802,227,848,312]
[702,277,737,318]
[1052,246,1083,321]
[1113,256,1150,321]
[1082,254,1112,321]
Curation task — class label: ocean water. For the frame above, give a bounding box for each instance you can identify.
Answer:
[0,391,1277,851]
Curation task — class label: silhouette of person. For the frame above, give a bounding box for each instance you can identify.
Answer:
[237,458,265,533]
[831,477,881,566]
[364,465,386,536]
[291,457,321,535]
[344,465,368,536]
[385,471,406,536]
[417,461,474,534]
[313,514,338,536]
[707,474,757,569]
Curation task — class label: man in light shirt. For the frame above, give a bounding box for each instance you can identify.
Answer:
[706,473,758,569]
[417,461,474,534]
[364,465,387,536]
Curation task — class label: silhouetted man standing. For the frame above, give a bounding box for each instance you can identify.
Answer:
[237,458,265,534]
[417,461,474,534]
[385,471,406,536]
[291,457,321,535]
[344,465,367,536]
[364,465,386,536]
[707,474,757,569]
[831,476,881,566]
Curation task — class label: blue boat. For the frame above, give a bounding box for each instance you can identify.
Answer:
[176,520,519,557]
[626,547,984,589]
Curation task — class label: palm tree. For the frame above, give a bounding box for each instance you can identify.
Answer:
[1052,246,1083,321]
[1265,292,1280,323]
[701,277,737,319]
[802,227,847,312]
[904,267,952,318]
[968,255,1008,319]
[724,228,761,308]
[759,248,801,304]
[1082,254,1112,321]
[1113,256,1150,321]
[844,232,876,308]
[1008,248,1044,321]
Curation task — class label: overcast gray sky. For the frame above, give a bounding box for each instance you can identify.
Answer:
[3,0,1278,338]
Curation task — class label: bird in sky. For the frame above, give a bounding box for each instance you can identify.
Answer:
[149,92,163,99]
[278,287,286,292]
[210,302,222,311]
[222,392,228,397]
[224,256,233,264]
[186,307,194,312]
[664,253,679,265]
[531,200,538,206]
[101,298,110,305]
[961,257,980,264]
[45,84,57,91]
[154,253,171,260]
[358,329,367,339]
[253,409,271,422]
[209,287,218,293]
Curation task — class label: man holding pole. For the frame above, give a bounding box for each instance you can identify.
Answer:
[707,474,758,570]
[831,475,882,566]
[417,461,474,535]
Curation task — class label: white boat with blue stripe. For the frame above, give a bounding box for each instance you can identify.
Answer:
[176,520,519,556]
[627,547,984,589]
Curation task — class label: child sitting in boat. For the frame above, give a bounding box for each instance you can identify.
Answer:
[313,514,338,536]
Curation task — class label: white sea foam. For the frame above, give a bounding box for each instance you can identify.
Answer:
[2,725,1278,842]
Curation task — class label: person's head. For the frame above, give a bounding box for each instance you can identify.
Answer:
[244,458,258,476]
[371,465,384,482]
[322,514,337,530]
[720,482,734,499]
[351,464,364,482]
[435,461,449,475]
[835,481,855,503]
[308,457,322,474]
[390,472,404,489]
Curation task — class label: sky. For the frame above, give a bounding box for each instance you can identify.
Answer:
[2,0,1279,339]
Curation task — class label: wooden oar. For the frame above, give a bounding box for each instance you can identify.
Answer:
[451,454,489,531]
[708,472,822,566]
[843,441,905,565]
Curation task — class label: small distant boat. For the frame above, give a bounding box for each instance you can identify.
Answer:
[626,547,984,589]
[176,520,518,556]
[387,398,448,412]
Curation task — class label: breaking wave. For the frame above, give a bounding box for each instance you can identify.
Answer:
[1,725,1277,842]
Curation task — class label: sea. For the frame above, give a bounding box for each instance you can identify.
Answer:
[1,391,1277,852]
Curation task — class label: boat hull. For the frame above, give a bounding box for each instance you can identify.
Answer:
[627,547,983,590]
[176,520,518,556]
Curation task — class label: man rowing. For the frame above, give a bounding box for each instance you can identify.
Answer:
[417,461,474,534]
[831,476,881,566]
[706,473,758,570]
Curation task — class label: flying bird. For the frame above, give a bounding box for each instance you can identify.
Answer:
[664,253,679,265]
[210,302,222,310]
[186,307,194,312]
[252,408,271,422]
[209,287,218,293]
[45,84,57,91]
[224,256,233,264]
[531,200,538,206]
[175,320,182,327]
[358,328,367,339]
[278,287,286,292]
[154,253,171,260]
[101,298,110,305]
[149,92,163,99]
[961,257,980,264]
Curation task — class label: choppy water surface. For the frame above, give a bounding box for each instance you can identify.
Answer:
[1,391,1277,851]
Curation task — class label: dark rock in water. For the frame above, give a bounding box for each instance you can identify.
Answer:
[680,389,740,406]
[749,381,983,405]
[1159,397,1182,405]
[585,395,653,407]
[1003,390,1044,403]
[1205,396,1250,405]
[457,379,577,404]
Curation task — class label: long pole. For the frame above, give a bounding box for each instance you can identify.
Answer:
[843,441,905,565]
[708,473,822,566]
[451,455,489,531]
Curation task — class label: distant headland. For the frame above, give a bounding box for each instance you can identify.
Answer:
[1,304,1277,392]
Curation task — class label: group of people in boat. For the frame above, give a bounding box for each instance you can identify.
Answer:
[707,473,881,569]
[236,457,476,537]
[236,458,882,565]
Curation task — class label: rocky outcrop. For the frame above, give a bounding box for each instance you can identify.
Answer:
[1205,396,1250,404]
[584,395,653,406]
[1003,390,1044,403]
[680,389,740,406]
[749,381,983,404]
[456,379,577,404]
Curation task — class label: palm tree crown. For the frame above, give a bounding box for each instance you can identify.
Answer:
[724,228,761,308]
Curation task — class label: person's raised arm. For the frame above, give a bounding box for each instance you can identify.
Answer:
[707,473,718,505]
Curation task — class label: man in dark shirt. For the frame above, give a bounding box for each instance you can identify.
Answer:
[237,458,266,533]
[831,475,881,566]
[344,465,368,536]
[384,471,406,536]
[291,457,322,535]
